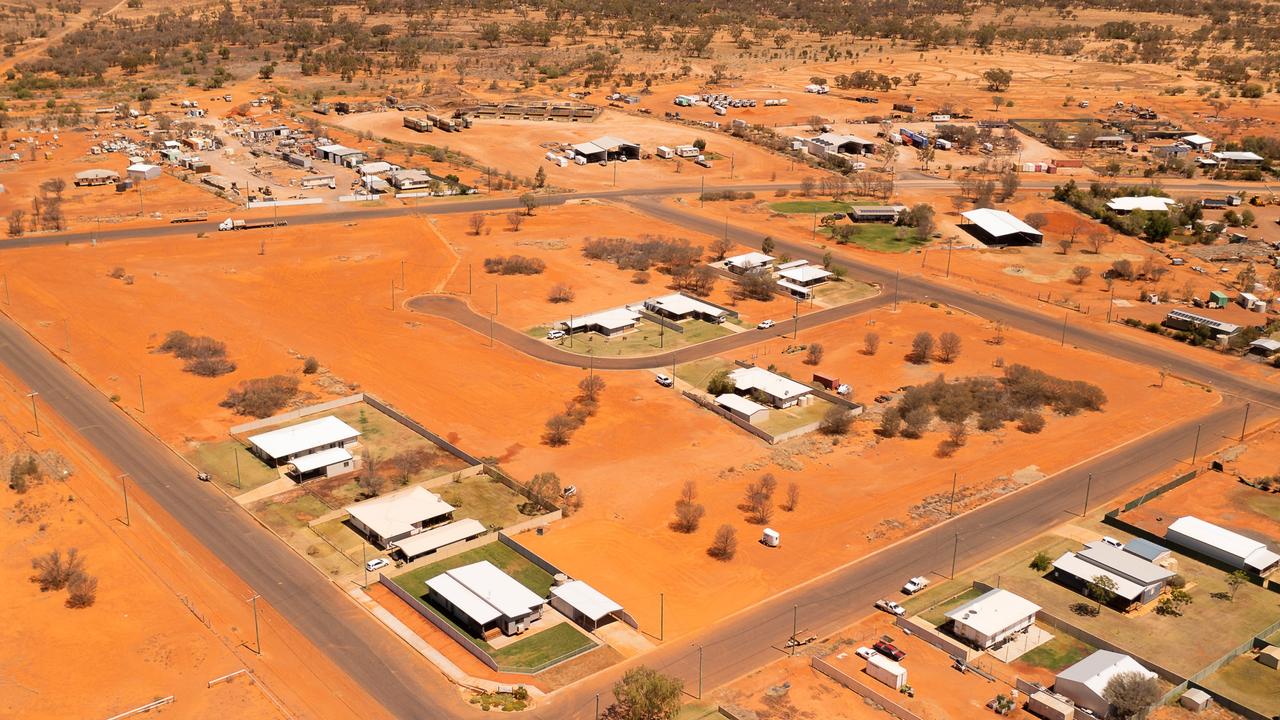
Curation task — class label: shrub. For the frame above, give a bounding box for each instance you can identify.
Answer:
[66,572,98,608]
[819,406,853,435]
[1030,551,1053,572]
[1017,412,1046,433]
[863,332,880,356]
[483,255,546,275]
[9,455,41,493]
[302,356,320,374]
[909,332,934,364]
[804,343,825,366]
[1167,573,1186,589]
[547,283,575,303]
[157,330,236,377]
[708,524,738,560]
[31,548,84,592]
[671,501,705,533]
[878,408,902,437]
[219,375,300,417]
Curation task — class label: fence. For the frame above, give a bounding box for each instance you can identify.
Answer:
[636,308,685,334]
[228,394,365,435]
[894,615,980,663]
[377,573,500,671]
[811,656,923,720]
[1033,608,1187,684]
[682,390,778,444]
[809,386,865,414]
[1153,614,1280,720]
[364,394,483,466]
[498,532,563,576]
[1116,468,1199,513]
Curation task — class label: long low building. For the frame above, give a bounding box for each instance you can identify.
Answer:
[643,293,728,323]
[728,366,812,409]
[716,393,770,423]
[247,416,361,471]
[944,588,1040,649]
[391,518,486,560]
[1105,196,1177,213]
[960,208,1043,246]
[1162,309,1240,337]
[559,307,642,336]
[345,485,455,549]
[426,560,545,637]
[74,168,120,186]
[724,252,775,274]
[1052,541,1175,605]
[848,205,906,223]
[571,135,640,162]
[1165,515,1280,575]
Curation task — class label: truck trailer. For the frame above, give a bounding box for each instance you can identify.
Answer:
[218,218,289,231]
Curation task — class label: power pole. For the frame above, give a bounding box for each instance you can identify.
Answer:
[696,644,704,698]
[468,264,473,294]
[1106,282,1115,323]
[1240,402,1251,441]
[25,391,39,437]
[792,298,800,340]
[945,236,954,278]
[893,270,899,311]
[390,279,396,311]
[138,374,146,413]
[700,176,705,207]
[1082,472,1093,517]
[948,472,958,516]
[951,533,960,578]
[659,592,665,641]
[400,260,406,290]
[120,473,131,527]
[234,447,242,489]
[249,594,262,655]
[790,604,798,655]
[362,542,369,589]
[1060,312,1068,347]
[1192,423,1202,465]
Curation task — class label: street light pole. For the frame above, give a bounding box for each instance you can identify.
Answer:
[25,391,39,437]
[400,260,406,290]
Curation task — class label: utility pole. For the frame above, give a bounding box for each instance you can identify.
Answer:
[613,159,617,187]
[700,177,705,207]
[1106,282,1115,323]
[893,270,899,311]
[1060,312,1068,347]
[792,298,800,339]
[790,604,798,656]
[362,542,369,589]
[945,236,954,278]
[138,374,146,413]
[695,644,704,698]
[1192,423,1202,465]
[63,319,71,353]
[468,264,473,294]
[489,315,495,348]
[811,211,817,245]
[1240,402,1251,442]
[120,473,131,527]
[234,447,242,489]
[948,472,958,517]
[390,279,396,311]
[594,694,600,720]
[25,391,39,437]
[730,152,735,179]
[249,594,262,655]
[1082,472,1093,517]
[951,533,960,578]
[3,273,9,305]
[400,260,406,290]
[659,592,665,641]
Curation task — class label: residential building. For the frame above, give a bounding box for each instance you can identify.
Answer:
[728,366,812,409]
[643,293,728,323]
[1122,538,1172,566]
[1211,151,1265,167]
[1248,338,1280,359]
[1163,309,1239,337]
[1105,196,1177,213]
[1150,143,1189,159]
[386,169,436,191]
[344,486,456,549]
[426,560,545,637]
[1092,135,1129,148]
[126,163,162,181]
[1181,134,1213,152]
[549,580,625,631]
[960,208,1044,246]
[1051,541,1176,605]
[246,416,361,477]
[559,307,642,336]
[391,518,486,561]
[1055,651,1157,718]
[724,252,775,274]
[944,588,1040,649]
[777,264,833,288]
[74,168,120,186]
[1165,516,1280,575]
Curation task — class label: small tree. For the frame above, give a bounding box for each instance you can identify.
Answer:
[66,572,98,608]
[1157,588,1193,616]
[1030,551,1053,572]
[533,166,546,189]
[356,451,385,498]
[708,524,738,560]
[819,406,853,435]
[982,68,1013,92]
[547,283,575,303]
[1071,266,1092,285]
[783,482,800,512]
[1018,412,1046,434]
[578,375,606,402]
[937,332,961,363]
[1086,574,1118,611]
[709,236,734,260]
[909,332,935,364]
[468,213,486,235]
[302,356,320,374]
[543,414,578,446]
[1102,671,1161,720]
[31,548,85,592]
[506,211,524,232]
[1225,569,1249,600]
[520,193,538,216]
[863,332,880,356]
[707,370,736,395]
[804,343,825,365]
[525,471,561,512]
[760,236,775,254]
[7,209,26,237]
[672,500,705,533]
[609,666,683,720]
[878,408,903,437]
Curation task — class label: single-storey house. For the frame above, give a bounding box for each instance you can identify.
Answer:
[126,163,162,181]
[1181,134,1213,152]
[644,293,728,323]
[724,252,775,274]
[1163,309,1239,337]
[1055,651,1157,719]
[1105,196,1177,213]
[357,160,398,177]
[803,132,876,158]
[572,135,640,162]
[1211,151,1265,167]
[848,205,906,223]
[426,560,545,637]
[960,208,1044,247]
[74,168,120,186]
[777,264,833,289]
[715,393,770,423]
[1248,338,1280,359]
[728,366,812,409]
[1052,541,1176,605]
[247,125,290,142]
[344,485,455,549]
[944,588,1040,649]
[387,169,436,191]
[1165,516,1280,575]
[1150,143,1190,159]
[246,416,361,477]
[315,143,366,167]
[550,580,624,631]
[1092,135,1129,148]
[391,518,486,561]
[560,307,642,336]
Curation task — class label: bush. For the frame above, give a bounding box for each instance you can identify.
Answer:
[1017,412,1046,433]
[547,283,575,303]
[157,330,236,377]
[707,369,736,395]
[804,343,825,366]
[1030,551,1053,572]
[302,356,320,374]
[66,572,98,608]
[219,375,300,417]
[31,548,84,592]
[543,413,579,446]
[1167,574,1186,589]
[9,455,41,493]
[708,524,738,560]
[1070,602,1100,617]
[819,406,853,435]
[483,255,546,275]
[909,332,934,364]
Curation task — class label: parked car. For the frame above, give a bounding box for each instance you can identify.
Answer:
[873,640,906,661]
[855,646,876,659]
[875,599,906,616]
[1102,536,1123,548]
[902,576,930,594]
[547,330,566,340]
[655,373,674,387]
[757,319,775,330]
[365,558,390,572]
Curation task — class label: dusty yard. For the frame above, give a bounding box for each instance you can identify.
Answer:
[1122,467,1280,557]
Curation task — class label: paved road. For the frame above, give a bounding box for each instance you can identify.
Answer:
[405,293,893,369]
[0,316,479,720]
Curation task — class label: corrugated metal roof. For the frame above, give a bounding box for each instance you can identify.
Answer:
[551,580,622,621]
[944,588,1040,637]
[961,209,1043,239]
[248,416,360,459]
[345,486,454,540]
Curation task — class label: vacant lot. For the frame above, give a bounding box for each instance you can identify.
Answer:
[1122,468,1280,560]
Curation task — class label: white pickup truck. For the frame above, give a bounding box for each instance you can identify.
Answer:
[902,576,930,594]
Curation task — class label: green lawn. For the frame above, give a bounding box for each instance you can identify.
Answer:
[919,587,986,627]
[675,357,733,391]
[1016,630,1095,673]
[757,397,833,436]
[1202,653,1280,716]
[770,200,866,214]
[1245,491,1280,523]
[189,438,279,495]
[436,475,530,530]
[392,541,554,599]
[490,623,597,671]
[544,319,732,358]
[824,223,930,253]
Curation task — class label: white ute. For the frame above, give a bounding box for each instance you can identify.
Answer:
[902,576,930,594]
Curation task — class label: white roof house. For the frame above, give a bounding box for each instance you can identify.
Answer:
[1106,196,1177,213]
[944,588,1040,649]
[1212,151,1264,164]
[960,209,1044,245]
[357,160,395,176]
[562,307,642,334]
[392,518,486,559]
[1055,651,1157,718]
[247,416,360,461]
[645,294,727,320]
[550,580,622,623]
[1166,516,1280,575]
[426,560,544,631]
[316,143,362,156]
[728,367,812,408]
[777,265,834,285]
[1181,134,1213,148]
[290,446,354,474]
[345,486,454,546]
[725,252,775,272]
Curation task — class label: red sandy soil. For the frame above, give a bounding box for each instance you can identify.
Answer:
[430,201,799,330]
[331,107,796,192]
[520,301,1219,639]
[0,364,356,719]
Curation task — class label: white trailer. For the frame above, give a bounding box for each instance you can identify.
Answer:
[866,655,907,690]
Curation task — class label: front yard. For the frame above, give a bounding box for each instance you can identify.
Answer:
[392,541,554,599]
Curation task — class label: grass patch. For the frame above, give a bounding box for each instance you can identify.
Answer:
[251,491,334,533]
[770,200,867,214]
[756,398,833,436]
[189,439,279,495]
[919,587,985,626]
[675,705,722,720]
[547,319,731,357]
[812,278,877,305]
[392,541,554,598]
[1244,491,1280,523]
[674,357,732,390]
[436,475,529,530]
[1017,630,1094,672]
[1202,653,1280,716]
[490,623,596,670]
[824,224,929,253]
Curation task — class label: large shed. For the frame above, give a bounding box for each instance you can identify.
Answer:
[549,580,624,631]
[1165,516,1280,575]
[960,209,1043,246]
[1055,651,1157,718]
